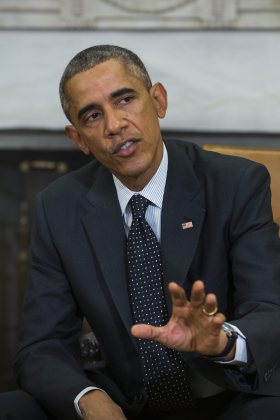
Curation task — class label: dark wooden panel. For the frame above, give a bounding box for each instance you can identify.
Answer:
[0,149,91,391]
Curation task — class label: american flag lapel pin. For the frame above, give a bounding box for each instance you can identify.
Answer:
[181,221,193,230]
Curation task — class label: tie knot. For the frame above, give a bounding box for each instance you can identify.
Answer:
[129,194,149,220]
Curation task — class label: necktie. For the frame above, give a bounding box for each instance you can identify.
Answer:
[127,194,193,411]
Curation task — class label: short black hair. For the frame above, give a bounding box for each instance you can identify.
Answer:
[59,45,152,119]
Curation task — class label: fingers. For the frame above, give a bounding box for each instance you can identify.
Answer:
[168,280,208,310]
[210,312,226,334]
[189,280,205,308]
[169,280,222,321]
[131,323,160,340]
[188,280,220,317]
[202,293,218,315]
[168,282,188,307]
[132,281,222,334]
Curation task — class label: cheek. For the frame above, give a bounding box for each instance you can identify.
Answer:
[87,143,114,166]
[89,146,108,162]
[143,116,161,140]
[82,132,104,154]
[140,103,160,129]
[129,99,154,119]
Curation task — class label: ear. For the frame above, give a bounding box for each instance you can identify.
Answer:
[65,125,91,155]
[150,82,168,119]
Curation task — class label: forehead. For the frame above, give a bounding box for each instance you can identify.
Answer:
[66,59,145,103]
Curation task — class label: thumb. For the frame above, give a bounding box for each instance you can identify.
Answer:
[131,324,159,340]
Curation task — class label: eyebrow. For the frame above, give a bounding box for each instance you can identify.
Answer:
[78,103,97,120]
[77,87,137,120]
[110,87,136,99]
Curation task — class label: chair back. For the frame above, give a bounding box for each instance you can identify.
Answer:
[203,145,280,228]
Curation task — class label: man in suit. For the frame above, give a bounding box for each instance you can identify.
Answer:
[1,45,280,419]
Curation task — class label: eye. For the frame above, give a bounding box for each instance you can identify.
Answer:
[119,95,133,105]
[86,111,101,121]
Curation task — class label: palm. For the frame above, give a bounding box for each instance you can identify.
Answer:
[131,280,226,356]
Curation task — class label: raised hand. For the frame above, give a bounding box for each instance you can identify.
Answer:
[131,280,230,357]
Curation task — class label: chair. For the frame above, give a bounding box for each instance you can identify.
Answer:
[203,145,280,230]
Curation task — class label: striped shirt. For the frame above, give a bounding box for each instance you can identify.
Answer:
[113,143,168,242]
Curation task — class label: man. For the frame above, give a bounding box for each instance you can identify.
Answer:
[1,45,280,419]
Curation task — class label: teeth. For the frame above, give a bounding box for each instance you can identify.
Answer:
[120,141,133,151]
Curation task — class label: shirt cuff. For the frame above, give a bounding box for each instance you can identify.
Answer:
[74,386,104,418]
[216,322,247,365]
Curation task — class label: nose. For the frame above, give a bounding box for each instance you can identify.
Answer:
[104,108,127,136]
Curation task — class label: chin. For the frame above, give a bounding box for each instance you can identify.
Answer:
[123,164,150,179]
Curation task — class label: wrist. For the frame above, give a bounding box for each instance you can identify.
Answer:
[206,323,238,361]
[79,389,104,414]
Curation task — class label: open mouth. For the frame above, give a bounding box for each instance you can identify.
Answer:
[120,140,134,151]
[114,139,139,156]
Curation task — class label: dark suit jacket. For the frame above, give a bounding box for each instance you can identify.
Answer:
[14,139,280,419]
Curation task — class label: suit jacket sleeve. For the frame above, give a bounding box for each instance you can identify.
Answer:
[193,160,280,394]
[228,162,280,390]
[13,193,98,419]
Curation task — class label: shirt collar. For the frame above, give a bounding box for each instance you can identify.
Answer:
[113,143,168,215]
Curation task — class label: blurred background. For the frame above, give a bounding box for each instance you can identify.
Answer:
[1,0,280,391]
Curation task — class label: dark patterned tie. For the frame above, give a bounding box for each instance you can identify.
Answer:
[127,194,193,411]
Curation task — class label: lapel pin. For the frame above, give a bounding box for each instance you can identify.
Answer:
[182,221,193,230]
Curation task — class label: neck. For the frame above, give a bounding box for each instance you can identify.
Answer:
[115,142,164,192]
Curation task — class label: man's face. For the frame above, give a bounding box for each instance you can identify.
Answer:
[65,59,167,191]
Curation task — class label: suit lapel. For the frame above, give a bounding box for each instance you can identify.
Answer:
[80,141,206,331]
[81,166,134,334]
[161,141,206,314]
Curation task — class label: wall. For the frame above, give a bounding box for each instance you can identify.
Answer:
[1,0,280,134]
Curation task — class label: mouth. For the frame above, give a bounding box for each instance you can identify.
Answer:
[114,139,139,156]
